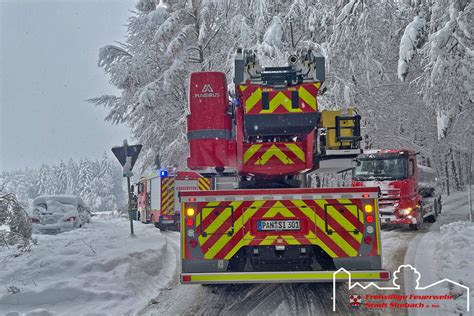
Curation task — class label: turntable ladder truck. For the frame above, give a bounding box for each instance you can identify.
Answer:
[179,49,390,284]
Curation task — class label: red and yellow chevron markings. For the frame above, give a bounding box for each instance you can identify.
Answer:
[161,177,175,215]
[198,177,210,191]
[239,83,321,114]
[192,198,367,260]
[243,142,305,166]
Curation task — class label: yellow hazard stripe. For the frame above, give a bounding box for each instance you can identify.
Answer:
[284,143,305,162]
[374,199,381,255]
[239,85,247,92]
[203,201,265,259]
[291,200,339,258]
[336,199,364,226]
[255,145,293,165]
[298,85,316,110]
[198,202,243,246]
[226,231,254,258]
[262,201,295,218]
[162,178,173,192]
[243,144,262,163]
[187,271,385,282]
[198,178,210,191]
[198,199,364,259]
[181,203,185,259]
[325,200,363,243]
[162,195,174,214]
[195,201,221,228]
[260,91,303,114]
[161,189,173,205]
[282,235,300,245]
[313,200,358,256]
[259,235,278,246]
[245,88,262,113]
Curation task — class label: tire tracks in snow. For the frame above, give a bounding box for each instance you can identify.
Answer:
[140,225,431,315]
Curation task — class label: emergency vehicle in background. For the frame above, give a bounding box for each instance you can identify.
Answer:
[136,171,210,230]
[179,48,390,284]
[352,149,442,230]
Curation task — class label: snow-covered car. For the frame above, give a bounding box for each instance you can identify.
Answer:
[30,195,91,234]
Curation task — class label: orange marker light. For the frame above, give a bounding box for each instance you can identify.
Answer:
[186,208,195,217]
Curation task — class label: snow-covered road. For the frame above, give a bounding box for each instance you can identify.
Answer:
[142,192,473,316]
[1,192,471,315]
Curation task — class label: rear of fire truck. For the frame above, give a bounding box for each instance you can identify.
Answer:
[136,171,210,230]
[180,49,390,284]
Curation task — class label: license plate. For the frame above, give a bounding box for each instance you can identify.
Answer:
[382,216,395,223]
[258,220,300,231]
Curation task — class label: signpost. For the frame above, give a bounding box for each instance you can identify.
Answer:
[112,140,142,235]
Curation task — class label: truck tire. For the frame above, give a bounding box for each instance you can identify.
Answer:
[426,201,437,223]
[409,208,425,231]
[154,223,165,231]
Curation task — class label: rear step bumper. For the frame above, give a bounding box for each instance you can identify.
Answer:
[181,270,390,284]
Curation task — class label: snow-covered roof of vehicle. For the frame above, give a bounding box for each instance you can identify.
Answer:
[33,195,85,207]
[361,148,417,155]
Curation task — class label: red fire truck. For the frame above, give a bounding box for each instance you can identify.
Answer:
[179,49,390,284]
[352,149,442,230]
[136,171,210,230]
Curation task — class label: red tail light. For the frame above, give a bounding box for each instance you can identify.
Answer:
[366,215,374,223]
[182,275,191,282]
[189,239,198,248]
[31,218,40,223]
[380,271,390,280]
[364,236,373,244]
[186,218,194,227]
[65,216,76,222]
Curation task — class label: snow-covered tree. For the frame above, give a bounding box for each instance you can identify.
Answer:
[66,159,79,195]
[92,0,472,194]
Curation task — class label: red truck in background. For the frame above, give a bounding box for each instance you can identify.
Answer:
[352,149,442,230]
[136,171,210,230]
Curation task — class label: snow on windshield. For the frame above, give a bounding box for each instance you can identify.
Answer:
[353,157,407,180]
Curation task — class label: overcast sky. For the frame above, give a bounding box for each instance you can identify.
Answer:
[1,0,134,171]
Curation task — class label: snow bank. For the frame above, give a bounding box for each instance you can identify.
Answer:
[0,218,175,315]
[434,221,474,313]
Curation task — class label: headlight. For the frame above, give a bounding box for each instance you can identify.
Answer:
[399,207,412,215]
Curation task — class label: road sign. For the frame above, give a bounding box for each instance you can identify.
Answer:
[111,140,142,236]
[111,144,142,169]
